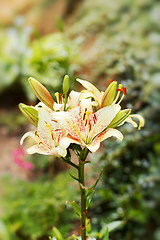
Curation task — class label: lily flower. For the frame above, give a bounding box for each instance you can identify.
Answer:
[77,78,145,130]
[53,90,81,111]
[52,98,123,152]
[20,108,74,157]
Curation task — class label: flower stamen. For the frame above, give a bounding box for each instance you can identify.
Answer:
[113,84,123,104]
[59,93,64,103]
[55,92,60,104]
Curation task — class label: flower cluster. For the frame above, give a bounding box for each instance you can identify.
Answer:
[19,76,144,157]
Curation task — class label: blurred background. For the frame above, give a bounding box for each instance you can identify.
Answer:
[0,0,160,239]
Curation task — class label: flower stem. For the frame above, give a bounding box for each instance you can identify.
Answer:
[79,148,89,240]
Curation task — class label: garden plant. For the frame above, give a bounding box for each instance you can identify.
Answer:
[19,75,144,240]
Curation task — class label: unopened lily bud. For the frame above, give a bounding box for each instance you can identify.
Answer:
[28,77,54,109]
[101,81,117,107]
[63,75,70,94]
[19,103,38,127]
[108,109,131,128]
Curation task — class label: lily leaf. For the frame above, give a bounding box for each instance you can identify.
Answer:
[100,220,123,237]
[107,220,123,232]
[103,227,109,240]
[52,227,63,240]
[86,218,92,233]
[70,201,81,217]
[69,172,80,183]
[86,190,95,209]
[86,170,103,197]
[70,235,79,240]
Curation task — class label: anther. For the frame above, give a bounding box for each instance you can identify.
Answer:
[35,131,39,137]
[59,93,64,103]
[55,92,60,104]
[123,87,127,95]
[117,88,123,92]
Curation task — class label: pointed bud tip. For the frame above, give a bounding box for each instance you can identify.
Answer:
[28,77,54,109]
[124,109,131,114]
[63,75,70,94]
[101,81,117,107]
[19,103,25,108]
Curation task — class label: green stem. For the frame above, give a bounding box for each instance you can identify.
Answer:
[64,93,67,111]
[78,148,89,240]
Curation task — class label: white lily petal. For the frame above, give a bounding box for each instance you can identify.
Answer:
[68,90,81,108]
[38,108,55,148]
[98,128,123,142]
[59,136,73,149]
[86,138,100,152]
[20,131,37,145]
[56,147,67,158]
[125,116,137,128]
[128,114,145,130]
[77,78,101,99]
[52,109,85,141]
[27,144,51,155]
[54,102,64,111]
[80,98,93,115]
[79,90,101,106]
[92,104,121,138]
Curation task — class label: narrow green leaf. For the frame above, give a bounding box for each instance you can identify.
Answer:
[86,218,92,233]
[71,235,79,240]
[103,227,109,240]
[107,220,123,232]
[100,220,123,238]
[52,227,63,240]
[70,201,81,217]
[86,170,103,197]
[0,220,10,240]
[69,172,80,182]
[86,190,95,209]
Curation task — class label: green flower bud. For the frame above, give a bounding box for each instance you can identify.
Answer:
[101,81,117,107]
[28,77,54,109]
[63,75,70,94]
[19,103,38,127]
[108,109,131,128]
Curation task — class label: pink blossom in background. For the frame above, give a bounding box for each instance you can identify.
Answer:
[13,147,33,170]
